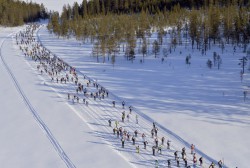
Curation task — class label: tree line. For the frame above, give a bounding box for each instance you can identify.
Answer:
[51,0,250,16]
[0,0,47,26]
[48,0,250,63]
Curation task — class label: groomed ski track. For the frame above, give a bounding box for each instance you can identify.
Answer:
[1,24,222,168]
[0,33,76,168]
[34,24,219,168]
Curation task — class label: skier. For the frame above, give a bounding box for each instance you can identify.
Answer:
[157,145,162,154]
[113,127,117,135]
[119,127,123,137]
[218,160,223,168]
[115,120,119,128]
[161,136,165,145]
[142,133,146,141]
[134,130,138,137]
[152,146,156,156]
[155,138,159,147]
[155,160,159,168]
[132,136,136,145]
[68,93,70,100]
[135,115,138,124]
[184,158,188,167]
[209,162,215,168]
[123,129,127,137]
[122,111,125,122]
[129,106,132,113]
[121,137,125,148]
[193,154,197,165]
[167,140,171,149]
[127,114,130,122]
[122,101,125,109]
[153,122,156,129]
[191,144,195,154]
[182,147,186,159]
[127,132,130,140]
[136,145,140,153]
[174,151,178,160]
[108,119,112,127]
[151,129,155,138]
[155,127,158,137]
[199,157,203,166]
[143,141,148,149]
[167,159,171,167]
[182,147,186,153]
[182,151,186,160]
[176,157,180,167]
[117,129,119,138]
[112,101,115,107]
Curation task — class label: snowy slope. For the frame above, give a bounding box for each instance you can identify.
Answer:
[29,25,209,167]
[1,0,249,166]
[0,27,133,167]
[0,27,66,168]
[37,25,250,168]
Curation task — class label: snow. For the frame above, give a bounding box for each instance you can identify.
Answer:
[0,3,250,167]
[0,27,65,168]
[0,27,132,168]
[37,25,250,168]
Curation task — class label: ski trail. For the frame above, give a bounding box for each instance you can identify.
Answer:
[34,24,222,167]
[0,34,76,168]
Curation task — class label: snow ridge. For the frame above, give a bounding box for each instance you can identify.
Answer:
[0,35,76,168]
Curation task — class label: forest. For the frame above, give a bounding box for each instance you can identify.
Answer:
[48,0,250,62]
[0,0,47,26]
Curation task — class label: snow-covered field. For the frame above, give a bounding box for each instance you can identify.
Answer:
[0,1,250,168]
[37,25,250,168]
[0,27,132,168]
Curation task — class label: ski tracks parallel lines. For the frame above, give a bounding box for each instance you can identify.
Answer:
[0,34,76,168]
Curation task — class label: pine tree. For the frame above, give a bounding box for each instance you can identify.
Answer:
[222,5,235,43]
[189,10,199,49]
[73,2,80,20]
[82,0,88,17]
[101,0,105,14]
[94,0,100,15]
[208,6,220,44]
[51,12,60,37]
[152,40,160,58]
[142,37,147,62]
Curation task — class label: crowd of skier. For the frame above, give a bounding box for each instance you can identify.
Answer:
[16,24,227,168]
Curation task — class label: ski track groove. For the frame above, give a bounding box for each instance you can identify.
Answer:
[1,32,76,168]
